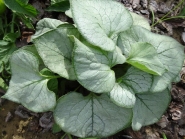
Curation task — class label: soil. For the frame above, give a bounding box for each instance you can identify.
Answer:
[1,0,185,139]
[0,101,62,139]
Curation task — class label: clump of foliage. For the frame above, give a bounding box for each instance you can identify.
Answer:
[2,0,184,138]
[0,0,38,90]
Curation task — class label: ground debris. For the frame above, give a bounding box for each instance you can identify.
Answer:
[156,115,169,128]
[5,111,13,122]
[149,1,158,13]
[132,0,140,9]
[12,135,25,139]
[157,2,171,14]
[39,112,54,132]
[145,127,161,139]
[141,0,148,8]
[15,105,39,119]
[17,118,32,133]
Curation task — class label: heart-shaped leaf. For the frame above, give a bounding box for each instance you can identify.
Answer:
[73,37,126,93]
[33,24,79,80]
[54,92,132,138]
[2,50,56,112]
[118,26,184,92]
[132,89,170,130]
[127,42,165,75]
[70,0,132,51]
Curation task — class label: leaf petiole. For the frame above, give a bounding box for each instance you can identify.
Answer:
[40,74,61,79]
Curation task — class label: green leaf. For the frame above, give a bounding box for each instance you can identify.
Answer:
[47,0,70,12]
[31,18,65,40]
[4,0,38,17]
[20,0,29,4]
[2,50,56,112]
[121,66,152,93]
[33,25,78,80]
[132,89,170,130]
[109,83,136,108]
[179,6,185,16]
[118,26,184,92]
[54,92,132,138]
[130,12,151,30]
[52,122,62,133]
[0,77,8,90]
[15,13,34,29]
[0,18,4,35]
[3,32,20,42]
[127,42,166,75]
[73,37,126,93]
[0,40,17,72]
[70,0,133,51]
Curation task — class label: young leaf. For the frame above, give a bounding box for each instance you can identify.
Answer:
[73,37,126,93]
[118,26,184,92]
[2,50,56,112]
[127,42,166,76]
[109,83,136,108]
[0,40,17,72]
[33,25,78,80]
[31,18,65,40]
[4,0,38,17]
[70,0,132,51]
[54,92,132,138]
[132,89,170,131]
